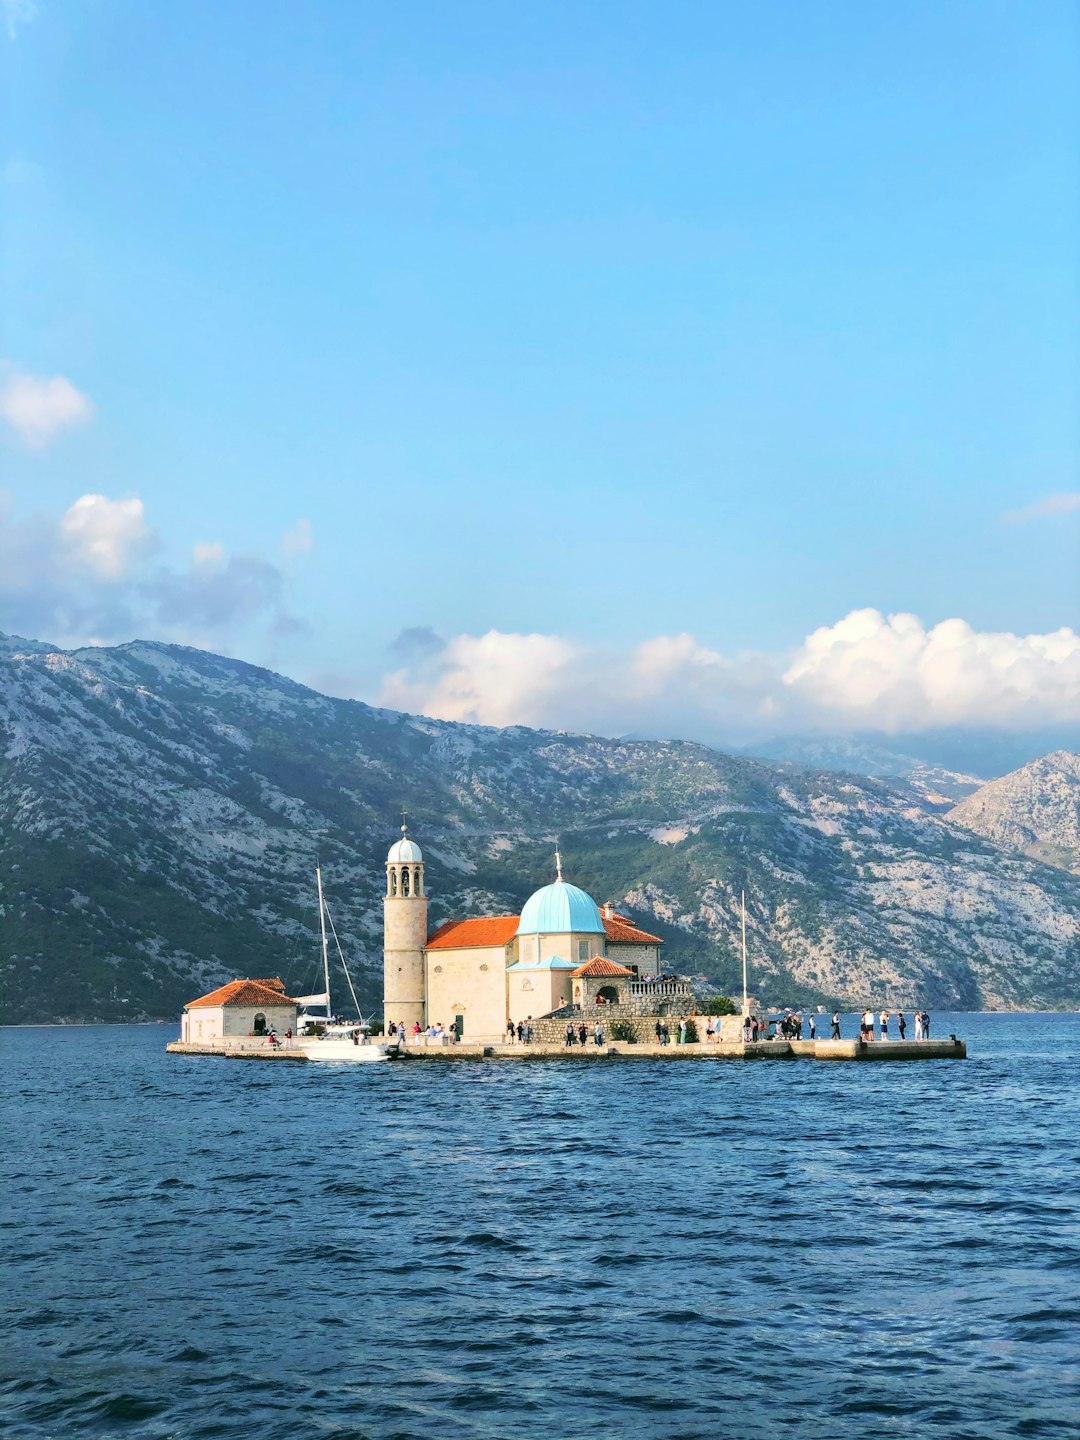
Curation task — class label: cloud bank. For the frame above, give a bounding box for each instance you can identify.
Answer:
[0,369,95,447]
[379,609,1080,742]
[0,493,306,649]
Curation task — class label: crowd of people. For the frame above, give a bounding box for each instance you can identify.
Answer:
[736,1009,934,1043]
[564,1020,605,1046]
[857,1008,931,1041]
[388,1020,454,1045]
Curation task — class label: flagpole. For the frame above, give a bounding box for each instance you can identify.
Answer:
[741,889,749,1018]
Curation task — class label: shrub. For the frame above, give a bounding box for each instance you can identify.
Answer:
[609,1019,638,1043]
[684,1019,699,1043]
[702,995,738,1016]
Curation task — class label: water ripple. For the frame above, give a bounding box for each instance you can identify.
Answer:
[2,1014,1079,1439]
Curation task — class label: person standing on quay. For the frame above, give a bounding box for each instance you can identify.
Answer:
[809,1014,817,1040]
[578,1021,588,1047]
[880,1011,890,1041]
[914,1011,924,1040]
[678,1018,687,1045]
[897,1012,907,1040]
[922,1010,931,1039]
[565,1023,575,1047]
[831,1011,841,1039]
[654,1020,663,1045]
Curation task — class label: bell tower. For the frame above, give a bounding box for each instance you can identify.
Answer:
[383,821,427,1032]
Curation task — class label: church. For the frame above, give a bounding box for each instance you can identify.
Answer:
[382,825,663,1041]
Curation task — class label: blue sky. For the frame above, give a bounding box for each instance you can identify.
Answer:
[2,2,1078,740]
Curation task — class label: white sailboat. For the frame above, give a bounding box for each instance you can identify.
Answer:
[295,866,392,1063]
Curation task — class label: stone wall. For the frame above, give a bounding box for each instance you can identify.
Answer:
[529,1005,744,1045]
[532,1012,691,1044]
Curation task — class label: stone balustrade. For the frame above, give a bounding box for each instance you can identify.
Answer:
[628,980,690,998]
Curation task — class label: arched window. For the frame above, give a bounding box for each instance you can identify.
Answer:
[413,866,421,895]
[390,868,398,896]
[401,866,410,897]
[253,1012,267,1034]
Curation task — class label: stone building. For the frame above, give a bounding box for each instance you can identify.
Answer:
[382,827,663,1041]
[180,977,297,1043]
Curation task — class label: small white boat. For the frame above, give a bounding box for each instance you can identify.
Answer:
[294,867,392,1064]
[300,1024,391,1063]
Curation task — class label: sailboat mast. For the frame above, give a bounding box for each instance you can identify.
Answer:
[316,864,331,1018]
[741,889,749,1018]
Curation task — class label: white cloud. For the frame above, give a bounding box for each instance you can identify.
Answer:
[382,630,584,728]
[59,494,153,580]
[2,0,37,41]
[192,541,226,569]
[782,609,1080,731]
[1005,492,1080,523]
[281,518,313,556]
[0,369,94,447]
[377,609,1080,741]
[0,493,305,648]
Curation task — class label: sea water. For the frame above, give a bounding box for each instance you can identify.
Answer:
[2,1014,1078,1439]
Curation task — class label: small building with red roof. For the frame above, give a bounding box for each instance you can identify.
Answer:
[569,955,635,1009]
[180,976,297,1044]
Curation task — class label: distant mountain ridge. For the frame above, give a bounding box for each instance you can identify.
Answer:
[2,633,1080,1022]
[743,735,984,809]
[949,752,1080,875]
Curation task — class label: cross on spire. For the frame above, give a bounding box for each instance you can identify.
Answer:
[400,806,408,836]
[554,846,563,881]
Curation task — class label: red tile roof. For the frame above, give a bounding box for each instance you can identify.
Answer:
[426,915,520,950]
[186,979,297,1009]
[425,911,662,950]
[570,956,634,978]
[602,912,663,945]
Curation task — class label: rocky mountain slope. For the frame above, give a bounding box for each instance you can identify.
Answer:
[2,633,1079,1022]
[949,752,1080,875]
[744,735,984,809]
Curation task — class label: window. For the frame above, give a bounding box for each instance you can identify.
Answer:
[253,1013,267,1034]
[401,866,410,896]
[390,869,397,896]
[578,940,590,962]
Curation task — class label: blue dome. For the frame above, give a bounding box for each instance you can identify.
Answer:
[516,879,604,936]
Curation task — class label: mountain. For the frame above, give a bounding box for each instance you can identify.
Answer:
[949,752,1080,875]
[747,727,1080,796]
[2,633,1080,1023]
[742,735,984,808]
